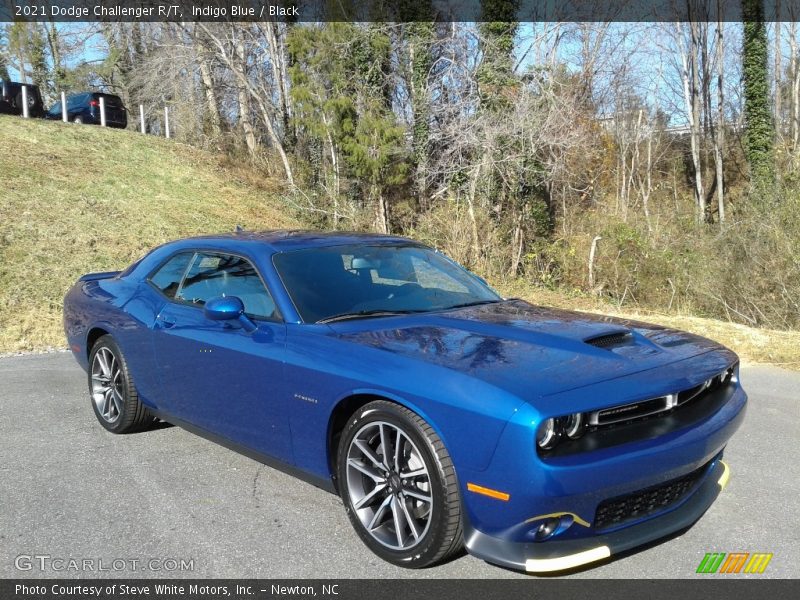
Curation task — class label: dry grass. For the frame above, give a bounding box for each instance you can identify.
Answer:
[0,116,299,352]
[498,281,800,370]
[1,116,797,369]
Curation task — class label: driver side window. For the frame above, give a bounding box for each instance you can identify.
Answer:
[176,252,278,320]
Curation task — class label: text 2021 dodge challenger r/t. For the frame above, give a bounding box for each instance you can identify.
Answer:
[63,231,746,573]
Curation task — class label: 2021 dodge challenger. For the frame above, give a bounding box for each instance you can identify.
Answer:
[63,231,746,573]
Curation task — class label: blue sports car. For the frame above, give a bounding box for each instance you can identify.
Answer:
[63,231,746,573]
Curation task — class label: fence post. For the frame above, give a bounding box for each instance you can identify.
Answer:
[139,104,145,134]
[21,85,29,118]
[61,91,67,122]
[164,105,170,139]
[99,96,106,127]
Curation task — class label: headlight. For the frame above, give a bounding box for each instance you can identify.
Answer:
[536,418,558,450]
[537,413,585,451]
[562,413,585,439]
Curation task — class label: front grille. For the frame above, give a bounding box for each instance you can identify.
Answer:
[592,396,670,426]
[586,364,736,431]
[594,461,710,530]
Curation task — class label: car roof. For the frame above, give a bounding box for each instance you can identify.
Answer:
[169,230,420,253]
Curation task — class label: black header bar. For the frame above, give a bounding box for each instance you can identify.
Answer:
[5,0,800,23]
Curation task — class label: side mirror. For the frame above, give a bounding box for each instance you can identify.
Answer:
[205,295,244,320]
[204,296,257,332]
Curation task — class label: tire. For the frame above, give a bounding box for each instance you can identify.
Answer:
[87,335,156,433]
[73,115,83,124]
[336,400,463,568]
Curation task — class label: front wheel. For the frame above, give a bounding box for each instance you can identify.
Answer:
[88,335,155,433]
[336,401,463,568]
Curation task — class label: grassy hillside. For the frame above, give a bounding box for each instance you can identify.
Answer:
[0,115,797,368]
[0,116,299,351]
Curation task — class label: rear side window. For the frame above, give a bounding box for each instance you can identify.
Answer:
[149,252,193,299]
[177,252,277,320]
[96,93,123,108]
[69,93,88,109]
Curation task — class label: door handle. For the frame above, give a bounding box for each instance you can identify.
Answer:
[159,315,176,329]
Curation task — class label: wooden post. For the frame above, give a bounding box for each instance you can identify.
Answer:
[99,96,106,127]
[139,104,145,134]
[588,236,602,290]
[164,105,170,139]
[61,91,67,122]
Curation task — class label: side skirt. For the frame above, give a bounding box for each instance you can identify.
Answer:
[149,409,337,494]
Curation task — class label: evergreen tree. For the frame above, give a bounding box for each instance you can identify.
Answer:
[289,23,407,232]
[742,0,775,189]
[477,1,520,111]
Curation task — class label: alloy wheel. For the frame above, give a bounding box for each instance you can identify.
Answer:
[345,421,433,550]
[90,347,123,423]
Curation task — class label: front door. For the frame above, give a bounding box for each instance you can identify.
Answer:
[151,251,291,461]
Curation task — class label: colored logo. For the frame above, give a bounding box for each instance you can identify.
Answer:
[696,552,773,574]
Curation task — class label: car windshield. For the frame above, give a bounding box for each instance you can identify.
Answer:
[273,244,501,323]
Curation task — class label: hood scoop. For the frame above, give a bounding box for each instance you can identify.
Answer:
[584,330,633,349]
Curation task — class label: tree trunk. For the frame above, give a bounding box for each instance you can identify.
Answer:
[690,20,707,222]
[45,21,64,91]
[466,162,483,266]
[715,14,726,223]
[677,21,706,223]
[790,20,800,160]
[775,3,783,135]
[322,112,340,224]
[261,22,292,145]
[193,27,222,138]
[198,55,222,138]
[233,39,258,155]
[374,186,389,234]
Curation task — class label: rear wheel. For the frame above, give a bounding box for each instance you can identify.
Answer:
[336,401,463,568]
[88,335,155,433]
[73,115,83,124]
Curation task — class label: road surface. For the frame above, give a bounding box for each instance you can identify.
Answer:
[0,353,797,578]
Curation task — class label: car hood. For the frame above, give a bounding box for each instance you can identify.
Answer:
[331,299,727,399]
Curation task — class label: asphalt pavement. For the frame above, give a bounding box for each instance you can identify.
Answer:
[0,352,797,579]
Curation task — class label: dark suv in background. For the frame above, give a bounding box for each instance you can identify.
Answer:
[46,92,128,128]
[0,80,45,117]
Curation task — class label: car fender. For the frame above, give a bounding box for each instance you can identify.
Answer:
[325,380,527,477]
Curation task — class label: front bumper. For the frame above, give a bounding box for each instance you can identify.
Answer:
[465,459,730,572]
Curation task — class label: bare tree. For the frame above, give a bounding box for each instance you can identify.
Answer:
[198,22,295,187]
[676,20,707,223]
[714,14,726,223]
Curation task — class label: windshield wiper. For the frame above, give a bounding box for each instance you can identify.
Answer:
[318,300,501,324]
[317,309,424,324]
